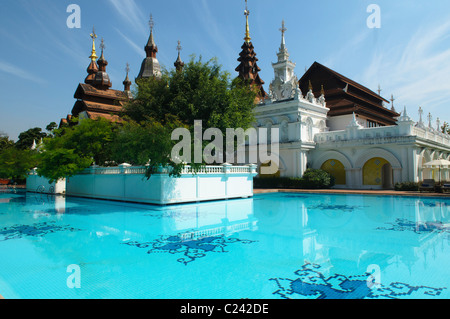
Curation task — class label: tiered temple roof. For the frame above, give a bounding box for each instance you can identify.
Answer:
[299,62,400,126]
[235,0,266,101]
[59,29,130,127]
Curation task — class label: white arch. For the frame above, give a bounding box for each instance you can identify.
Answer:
[355,148,402,169]
[313,150,353,170]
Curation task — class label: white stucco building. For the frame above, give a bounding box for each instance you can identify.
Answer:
[252,22,450,189]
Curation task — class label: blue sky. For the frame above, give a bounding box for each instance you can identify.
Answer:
[1,0,450,140]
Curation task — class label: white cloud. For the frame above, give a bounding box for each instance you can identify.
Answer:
[0,61,46,84]
[108,0,147,37]
[115,28,145,59]
[359,18,450,120]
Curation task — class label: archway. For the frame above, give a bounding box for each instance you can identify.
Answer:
[321,159,346,185]
[363,157,393,188]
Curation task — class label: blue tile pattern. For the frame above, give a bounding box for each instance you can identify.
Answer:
[307,204,366,212]
[270,263,446,299]
[0,222,82,241]
[123,235,257,265]
[377,218,450,234]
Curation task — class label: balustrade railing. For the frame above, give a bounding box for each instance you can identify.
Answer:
[28,164,257,177]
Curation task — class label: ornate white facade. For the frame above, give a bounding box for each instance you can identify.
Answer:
[253,22,450,189]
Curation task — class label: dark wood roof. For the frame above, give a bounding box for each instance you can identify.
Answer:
[299,62,399,126]
[60,83,128,126]
[71,100,123,118]
[74,83,128,102]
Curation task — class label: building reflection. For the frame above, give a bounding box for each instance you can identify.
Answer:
[253,194,450,278]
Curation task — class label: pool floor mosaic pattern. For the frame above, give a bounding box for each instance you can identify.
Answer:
[0,191,449,299]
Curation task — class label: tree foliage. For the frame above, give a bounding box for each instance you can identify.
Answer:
[15,127,47,150]
[111,116,189,178]
[125,56,257,132]
[37,118,117,182]
[29,56,259,182]
[0,147,38,181]
[0,135,14,152]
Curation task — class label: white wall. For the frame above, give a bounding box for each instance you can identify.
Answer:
[64,164,257,205]
[26,171,66,194]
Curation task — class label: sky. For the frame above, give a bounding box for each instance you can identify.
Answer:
[1,0,450,141]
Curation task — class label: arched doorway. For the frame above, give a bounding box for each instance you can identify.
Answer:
[321,159,346,185]
[363,157,393,189]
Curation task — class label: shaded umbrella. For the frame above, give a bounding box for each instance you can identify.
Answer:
[423,159,450,183]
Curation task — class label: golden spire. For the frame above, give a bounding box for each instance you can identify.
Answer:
[89,26,98,61]
[244,0,251,43]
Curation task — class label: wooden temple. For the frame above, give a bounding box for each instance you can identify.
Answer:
[299,62,400,127]
[60,29,132,127]
[235,0,266,102]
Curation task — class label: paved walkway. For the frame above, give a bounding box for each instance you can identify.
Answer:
[254,188,450,197]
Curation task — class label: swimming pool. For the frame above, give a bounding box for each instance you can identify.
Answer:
[0,190,449,299]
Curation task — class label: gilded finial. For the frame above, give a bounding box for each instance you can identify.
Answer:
[89,26,98,61]
[308,80,313,91]
[321,85,325,96]
[244,0,251,43]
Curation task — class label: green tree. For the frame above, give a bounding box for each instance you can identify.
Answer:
[0,147,39,181]
[0,134,14,152]
[125,56,257,133]
[37,118,117,182]
[302,169,336,189]
[111,116,189,178]
[45,122,58,137]
[15,127,47,150]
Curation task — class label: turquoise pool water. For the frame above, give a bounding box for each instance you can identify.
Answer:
[0,190,449,299]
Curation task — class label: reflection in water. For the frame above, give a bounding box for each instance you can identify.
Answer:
[0,221,82,241]
[0,190,450,299]
[123,235,257,266]
[256,193,450,299]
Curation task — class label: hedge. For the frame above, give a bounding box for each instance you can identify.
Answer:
[254,169,335,189]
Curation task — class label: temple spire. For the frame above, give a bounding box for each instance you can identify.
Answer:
[93,38,112,90]
[244,0,251,43]
[174,40,185,72]
[390,94,396,112]
[269,19,297,101]
[89,26,98,61]
[235,0,266,101]
[85,26,99,84]
[123,63,132,92]
[146,14,158,58]
[137,14,162,80]
[280,20,287,50]
[276,20,290,62]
